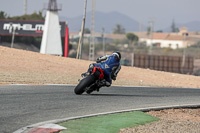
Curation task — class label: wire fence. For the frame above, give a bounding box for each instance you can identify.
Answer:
[133,54,194,74]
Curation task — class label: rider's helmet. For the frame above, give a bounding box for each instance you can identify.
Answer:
[112,51,121,61]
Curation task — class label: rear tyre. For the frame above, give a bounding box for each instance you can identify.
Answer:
[74,75,95,95]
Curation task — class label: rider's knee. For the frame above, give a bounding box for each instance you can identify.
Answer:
[88,64,95,73]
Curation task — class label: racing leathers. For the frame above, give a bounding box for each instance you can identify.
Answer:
[88,54,121,87]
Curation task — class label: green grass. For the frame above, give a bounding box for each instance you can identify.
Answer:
[59,111,159,133]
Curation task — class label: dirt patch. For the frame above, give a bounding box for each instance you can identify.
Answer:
[1,46,200,88]
[119,108,200,133]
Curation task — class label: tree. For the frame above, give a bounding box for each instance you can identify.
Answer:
[190,41,200,48]
[147,26,151,35]
[171,19,179,33]
[10,11,44,20]
[0,11,8,19]
[171,19,176,32]
[156,30,163,33]
[126,32,138,46]
[112,24,125,34]
[84,28,90,34]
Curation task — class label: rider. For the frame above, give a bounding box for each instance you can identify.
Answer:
[82,51,121,90]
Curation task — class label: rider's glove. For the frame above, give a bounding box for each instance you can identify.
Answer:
[112,76,116,80]
[96,58,101,63]
[111,72,117,80]
[96,56,107,63]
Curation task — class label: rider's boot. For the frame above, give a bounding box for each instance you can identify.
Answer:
[81,66,93,78]
[95,80,111,92]
[81,72,90,77]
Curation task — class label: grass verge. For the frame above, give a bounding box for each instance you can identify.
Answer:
[59,111,159,133]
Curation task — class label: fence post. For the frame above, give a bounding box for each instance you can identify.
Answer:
[131,53,134,67]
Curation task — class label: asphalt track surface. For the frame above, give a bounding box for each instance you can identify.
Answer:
[0,85,200,133]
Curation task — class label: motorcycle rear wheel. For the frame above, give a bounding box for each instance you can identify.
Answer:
[74,75,95,95]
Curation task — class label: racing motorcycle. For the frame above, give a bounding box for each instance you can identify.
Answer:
[74,67,105,95]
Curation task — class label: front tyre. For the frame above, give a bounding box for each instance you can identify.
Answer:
[74,75,95,95]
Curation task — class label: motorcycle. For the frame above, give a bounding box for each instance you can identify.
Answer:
[74,67,105,95]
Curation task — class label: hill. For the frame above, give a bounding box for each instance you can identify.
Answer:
[60,11,200,33]
[60,11,140,33]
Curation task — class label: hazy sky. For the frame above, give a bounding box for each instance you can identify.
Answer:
[0,0,199,30]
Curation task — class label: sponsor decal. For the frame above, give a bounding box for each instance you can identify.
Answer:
[0,19,66,37]
[105,64,110,68]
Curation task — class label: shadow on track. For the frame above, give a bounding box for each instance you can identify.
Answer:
[83,93,163,97]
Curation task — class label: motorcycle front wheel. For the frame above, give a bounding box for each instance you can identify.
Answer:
[74,75,95,95]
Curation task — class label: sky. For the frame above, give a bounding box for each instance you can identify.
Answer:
[0,0,199,31]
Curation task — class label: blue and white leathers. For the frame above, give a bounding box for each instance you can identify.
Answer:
[93,55,121,83]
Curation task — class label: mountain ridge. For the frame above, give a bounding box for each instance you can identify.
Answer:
[60,11,140,33]
[60,11,200,33]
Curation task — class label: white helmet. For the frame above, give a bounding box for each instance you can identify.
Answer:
[112,51,121,61]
